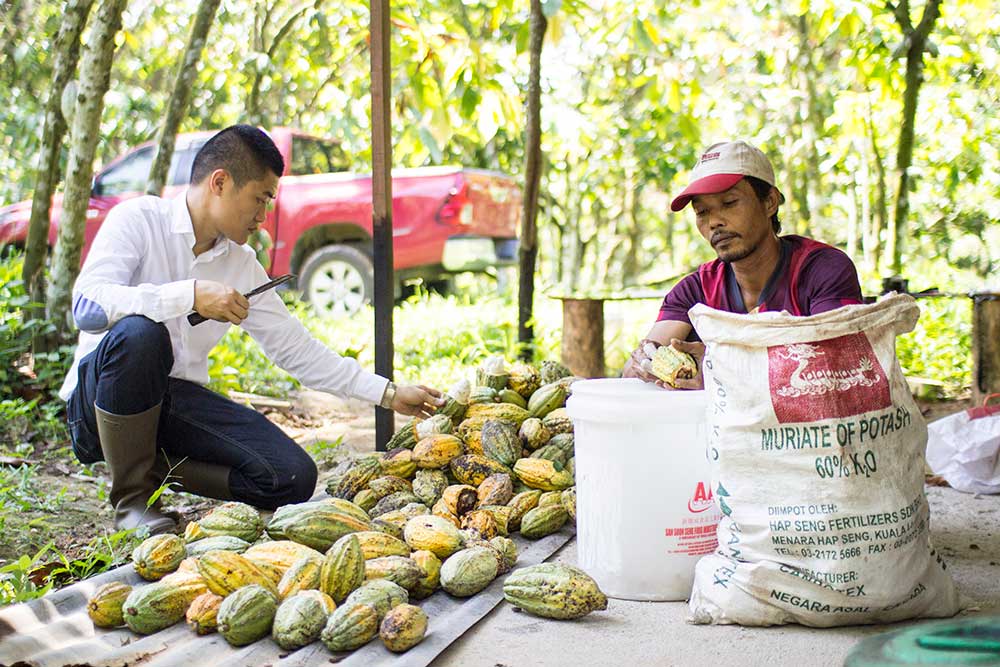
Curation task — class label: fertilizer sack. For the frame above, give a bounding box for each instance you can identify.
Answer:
[688,294,961,627]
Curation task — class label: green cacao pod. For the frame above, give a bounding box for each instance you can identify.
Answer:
[196,550,278,597]
[320,533,365,603]
[380,447,418,479]
[464,402,530,427]
[526,382,566,419]
[217,584,277,647]
[498,388,527,408]
[344,578,409,620]
[469,386,499,404]
[87,581,131,628]
[122,578,203,635]
[243,540,324,573]
[321,602,379,651]
[531,443,570,466]
[379,603,428,653]
[518,418,552,451]
[538,490,564,507]
[508,362,541,398]
[184,501,263,543]
[272,589,333,650]
[519,504,569,539]
[481,419,522,467]
[385,419,418,450]
[370,491,423,518]
[326,456,382,500]
[548,433,575,456]
[183,535,251,558]
[368,475,413,500]
[409,549,442,599]
[562,487,577,521]
[132,534,186,582]
[436,378,470,424]
[488,536,518,574]
[353,488,378,512]
[265,503,371,552]
[439,546,499,597]
[539,360,572,385]
[513,457,574,491]
[403,515,465,559]
[450,454,511,487]
[412,468,448,507]
[506,490,542,532]
[364,555,425,590]
[277,555,324,600]
[541,408,573,435]
[185,591,223,635]
[502,563,608,619]
[412,434,466,469]
[353,530,411,559]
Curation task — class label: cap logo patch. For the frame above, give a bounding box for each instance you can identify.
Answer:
[700,151,721,164]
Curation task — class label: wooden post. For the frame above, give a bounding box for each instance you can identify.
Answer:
[972,292,1000,405]
[371,0,394,450]
[561,299,605,379]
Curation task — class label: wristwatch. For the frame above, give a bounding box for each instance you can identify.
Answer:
[379,381,397,410]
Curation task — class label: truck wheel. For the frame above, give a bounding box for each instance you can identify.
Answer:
[298,244,374,316]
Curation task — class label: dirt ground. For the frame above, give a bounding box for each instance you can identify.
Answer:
[0,390,973,583]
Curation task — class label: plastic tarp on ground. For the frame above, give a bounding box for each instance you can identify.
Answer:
[0,529,575,667]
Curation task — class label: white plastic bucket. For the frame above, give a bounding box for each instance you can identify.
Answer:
[566,378,721,601]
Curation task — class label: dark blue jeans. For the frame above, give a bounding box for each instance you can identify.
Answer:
[66,315,317,509]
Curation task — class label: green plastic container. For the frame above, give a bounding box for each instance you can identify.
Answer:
[845,617,1000,666]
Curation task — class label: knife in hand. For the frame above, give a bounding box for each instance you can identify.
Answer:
[187,274,296,326]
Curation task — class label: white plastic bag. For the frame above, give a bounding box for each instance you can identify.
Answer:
[687,294,961,627]
[926,396,1000,494]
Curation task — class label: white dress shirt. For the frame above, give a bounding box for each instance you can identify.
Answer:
[59,193,388,406]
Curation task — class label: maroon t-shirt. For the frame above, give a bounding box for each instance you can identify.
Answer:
[657,235,862,332]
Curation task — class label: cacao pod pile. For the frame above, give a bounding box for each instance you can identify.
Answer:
[85,357,604,655]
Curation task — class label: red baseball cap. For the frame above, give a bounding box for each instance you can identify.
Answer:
[670,141,786,212]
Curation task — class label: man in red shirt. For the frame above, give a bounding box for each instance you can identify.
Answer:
[624,140,863,389]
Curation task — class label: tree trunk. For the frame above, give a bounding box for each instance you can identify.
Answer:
[517,0,547,361]
[22,0,96,352]
[886,0,942,274]
[867,105,888,276]
[46,0,128,337]
[145,0,222,195]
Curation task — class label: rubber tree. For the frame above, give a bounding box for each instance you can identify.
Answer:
[884,0,942,275]
[145,0,223,195]
[517,0,550,360]
[46,0,129,337]
[21,0,96,351]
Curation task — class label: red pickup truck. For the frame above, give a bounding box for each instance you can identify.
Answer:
[0,127,522,315]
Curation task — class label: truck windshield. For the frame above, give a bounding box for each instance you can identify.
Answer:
[290,136,350,175]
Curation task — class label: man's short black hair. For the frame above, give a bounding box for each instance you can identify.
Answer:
[745,175,782,234]
[190,125,284,187]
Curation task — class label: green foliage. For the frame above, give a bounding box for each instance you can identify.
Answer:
[895,298,973,399]
[0,251,73,445]
[0,530,143,605]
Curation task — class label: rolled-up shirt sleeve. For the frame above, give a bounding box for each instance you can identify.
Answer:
[72,208,195,333]
[240,264,388,405]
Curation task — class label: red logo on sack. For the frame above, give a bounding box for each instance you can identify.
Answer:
[767,333,890,423]
[688,481,715,513]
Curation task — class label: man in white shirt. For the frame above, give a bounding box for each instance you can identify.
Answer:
[62,125,444,534]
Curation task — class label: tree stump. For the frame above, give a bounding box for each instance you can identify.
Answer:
[973,292,1000,405]
[561,299,605,379]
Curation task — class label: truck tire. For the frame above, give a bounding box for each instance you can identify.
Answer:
[298,244,374,316]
